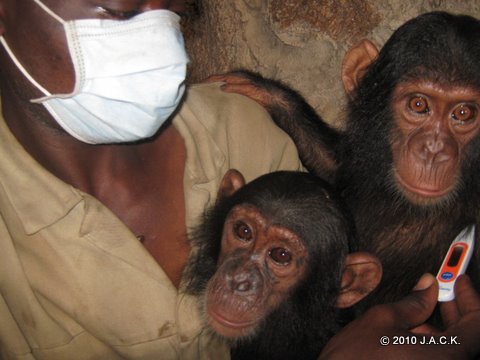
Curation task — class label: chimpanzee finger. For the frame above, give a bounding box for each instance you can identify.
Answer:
[203,74,252,85]
[218,84,272,107]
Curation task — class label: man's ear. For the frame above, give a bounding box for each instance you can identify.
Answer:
[217,169,246,201]
[341,39,379,97]
[335,252,382,309]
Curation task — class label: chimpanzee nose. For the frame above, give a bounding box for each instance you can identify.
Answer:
[234,279,251,292]
[229,269,262,294]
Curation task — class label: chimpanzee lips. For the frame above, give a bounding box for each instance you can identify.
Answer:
[394,170,454,202]
[208,309,254,328]
[206,307,257,338]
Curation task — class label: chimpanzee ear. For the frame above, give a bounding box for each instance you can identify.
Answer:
[217,169,246,201]
[335,252,382,308]
[341,39,379,97]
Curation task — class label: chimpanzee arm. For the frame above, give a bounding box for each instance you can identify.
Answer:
[205,70,342,182]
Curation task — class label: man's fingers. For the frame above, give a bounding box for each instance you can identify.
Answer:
[439,276,480,328]
[453,275,480,317]
[440,299,460,328]
[389,274,439,329]
[410,323,441,336]
[437,276,480,359]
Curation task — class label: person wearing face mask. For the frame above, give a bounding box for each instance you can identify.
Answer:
[0,1,303,359]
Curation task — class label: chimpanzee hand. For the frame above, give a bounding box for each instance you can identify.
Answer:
[319,274,480,360]
[204,71,341,181]
[204,70,289,110]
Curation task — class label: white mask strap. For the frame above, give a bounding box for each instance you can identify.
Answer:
[0,0,66,98]
[0,37,51,97]
[32,0,66,25]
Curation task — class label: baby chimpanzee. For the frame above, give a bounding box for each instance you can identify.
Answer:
[185,170,381,359]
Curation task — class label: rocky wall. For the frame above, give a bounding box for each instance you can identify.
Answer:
[183,0,480,127]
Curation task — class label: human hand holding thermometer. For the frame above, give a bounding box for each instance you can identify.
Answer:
[436,224,475,302]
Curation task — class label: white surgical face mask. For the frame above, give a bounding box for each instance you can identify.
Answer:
[0,0,189,144]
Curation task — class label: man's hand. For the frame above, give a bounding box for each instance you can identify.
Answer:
[320,274,480,359]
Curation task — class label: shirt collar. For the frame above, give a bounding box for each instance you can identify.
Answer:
[0,104,83,235]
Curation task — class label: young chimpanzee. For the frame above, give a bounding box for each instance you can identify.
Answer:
[184,170,381,360]
[209,11,480,311]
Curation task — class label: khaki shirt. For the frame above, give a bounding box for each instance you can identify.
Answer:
[0,83,303,360]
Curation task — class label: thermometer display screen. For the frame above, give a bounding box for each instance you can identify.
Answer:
[447,246,465,267]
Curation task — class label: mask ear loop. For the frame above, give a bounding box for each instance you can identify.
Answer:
[32,0,85,101]
[0,37,51,98]
[32,0,66,25]
[0,0,68,100]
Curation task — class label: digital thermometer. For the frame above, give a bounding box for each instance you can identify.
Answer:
[436,224,475,302]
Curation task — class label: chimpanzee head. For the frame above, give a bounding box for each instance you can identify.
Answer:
[185,170,381,358]
[341,12,480,209]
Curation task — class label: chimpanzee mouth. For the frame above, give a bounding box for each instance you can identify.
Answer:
[208,308,256,329]
[394,171,453,200]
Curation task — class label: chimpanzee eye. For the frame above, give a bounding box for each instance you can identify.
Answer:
[233,221,253,241]
[269,247,292,265]
[451,104,477,125]
[409,96,429,114]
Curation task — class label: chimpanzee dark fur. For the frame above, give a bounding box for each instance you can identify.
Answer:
[224,12,480,314]
[184,171,355,360]
[339,12,480,307]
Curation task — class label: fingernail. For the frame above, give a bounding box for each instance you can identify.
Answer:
[413,273,435,291]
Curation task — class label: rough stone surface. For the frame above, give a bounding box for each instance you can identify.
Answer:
[183,1,480,127]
